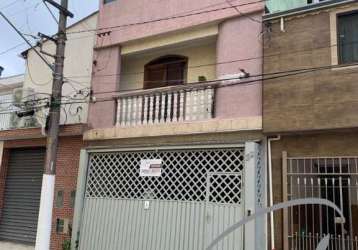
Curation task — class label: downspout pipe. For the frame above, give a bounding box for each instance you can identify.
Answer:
[267,135,281,250]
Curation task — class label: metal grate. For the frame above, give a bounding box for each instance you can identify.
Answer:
[86,148,244,203]
[286,157,358,250]
[256,146,264,208]
[207,173,242,204]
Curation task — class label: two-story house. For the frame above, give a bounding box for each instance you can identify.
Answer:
[263,0,358,249]
[0,13,97,250]
[71,0,266,250]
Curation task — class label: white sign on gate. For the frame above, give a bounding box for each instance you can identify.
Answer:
[140,159,163,177]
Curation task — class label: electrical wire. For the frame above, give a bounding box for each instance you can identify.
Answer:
[66,0,266,35]
[225,0,262,23]
[64,39,358,83]
[25,59,53,86]
[6,1,41,18]
[0,0,20,10]
[0,42,26,56]
[88,61,358,96]
[0,59,357,109]
[42,0,58,24]
[0,59,354,112]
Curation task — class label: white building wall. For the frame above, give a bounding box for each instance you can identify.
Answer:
[23,13,97,125]
[0,74,24,130]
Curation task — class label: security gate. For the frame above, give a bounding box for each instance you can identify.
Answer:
[0,148,45,244]
[285,156,358,250]
[78,148,245,250]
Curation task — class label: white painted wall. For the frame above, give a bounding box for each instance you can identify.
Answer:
[23,13,97,125]
[0,75,24,130]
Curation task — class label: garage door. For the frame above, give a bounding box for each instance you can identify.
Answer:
[78,148,245,250]
[0,148,45,244]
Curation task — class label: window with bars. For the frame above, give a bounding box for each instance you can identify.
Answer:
[85,149,244,204]
[338,11,358,64]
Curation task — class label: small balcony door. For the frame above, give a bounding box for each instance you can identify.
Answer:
[144,55,187,89]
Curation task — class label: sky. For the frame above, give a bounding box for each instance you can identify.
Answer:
[0,0,99,77]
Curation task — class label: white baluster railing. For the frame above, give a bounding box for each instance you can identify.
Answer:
[116,83,216,127]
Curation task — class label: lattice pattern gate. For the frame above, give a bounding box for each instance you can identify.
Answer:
[85,149,244,203]
[79,148,246,250]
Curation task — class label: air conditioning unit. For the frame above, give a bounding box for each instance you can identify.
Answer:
[12,87,41,129]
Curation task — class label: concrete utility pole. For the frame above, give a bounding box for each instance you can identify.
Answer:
[35,1,73,249]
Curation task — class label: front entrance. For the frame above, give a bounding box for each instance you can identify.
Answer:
[77,147,246,250]
[285,156,358,250]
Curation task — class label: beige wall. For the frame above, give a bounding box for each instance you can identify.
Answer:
[120,40,217,91]
[263,3,358,133]
[23,13,97,125]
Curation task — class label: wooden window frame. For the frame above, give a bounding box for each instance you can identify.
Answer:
[144,55,188,89]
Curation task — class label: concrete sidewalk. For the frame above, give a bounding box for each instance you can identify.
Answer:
[0,241,34,250]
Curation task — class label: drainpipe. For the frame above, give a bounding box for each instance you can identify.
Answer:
[267,135,281,250]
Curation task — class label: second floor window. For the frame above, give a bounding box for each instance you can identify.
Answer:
[104,0,116,4]
[144,55,187,89]
[338,11,358,65]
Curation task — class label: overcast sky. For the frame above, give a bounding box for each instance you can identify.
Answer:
[0,0,99,77]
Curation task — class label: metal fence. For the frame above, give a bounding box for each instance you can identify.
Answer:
[285,156,358,250]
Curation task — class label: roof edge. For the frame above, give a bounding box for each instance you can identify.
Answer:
[21,10,98,57]
[263,0,357,21]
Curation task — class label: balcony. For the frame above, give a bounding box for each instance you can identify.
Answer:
[116,82,215,127]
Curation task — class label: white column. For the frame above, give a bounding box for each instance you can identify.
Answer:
[71,150,89,250]
[116,99,122,126]
[35,174,55,250]
[244,141,260,250]
[0,141,3,168]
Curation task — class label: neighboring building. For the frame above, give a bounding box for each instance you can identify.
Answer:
[263,0,358,249]
[71,0,266,250]
[0,74,24,131]
[0,12,97,250]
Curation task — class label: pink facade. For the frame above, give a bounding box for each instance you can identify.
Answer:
[216,13,262,118]
[88,0,264,129]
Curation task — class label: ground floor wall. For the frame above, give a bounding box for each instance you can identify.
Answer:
[0,136,85,250]
[270,130,358,250]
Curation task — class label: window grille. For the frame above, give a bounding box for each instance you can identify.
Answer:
[338,11,358,64]
[85,148,244,203]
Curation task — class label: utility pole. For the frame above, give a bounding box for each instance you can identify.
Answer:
[35,1,73,249]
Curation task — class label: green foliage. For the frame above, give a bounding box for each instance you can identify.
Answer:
[62,239,71,250]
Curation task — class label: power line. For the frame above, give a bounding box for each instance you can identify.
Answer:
[0,60,356,110]
[5,1,41,18]
[6,0,263,63]
[88,61,358,96]
[42,0,58,24]
[0,42,26,56]
[64,39,358,82]
[66,0,265,35]
[0,11,54,71]
[0,0,20,10]
[225,0,261,23]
